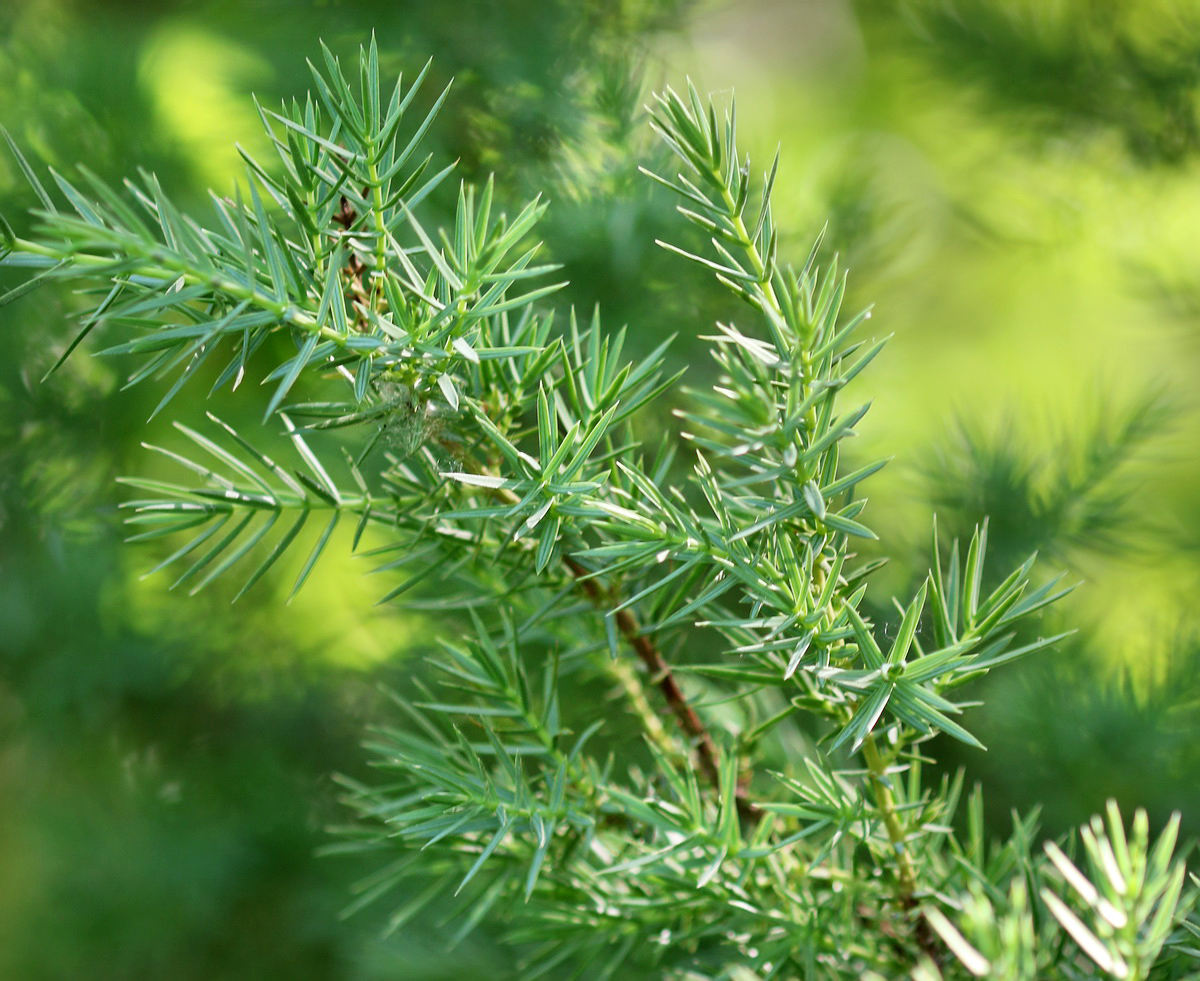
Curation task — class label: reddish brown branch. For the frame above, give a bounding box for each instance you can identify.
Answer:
[333,193,371,331]
[620,598,723,786]
[480,468,757,818]
[564,557,759,821]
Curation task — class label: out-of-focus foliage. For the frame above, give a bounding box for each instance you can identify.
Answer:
[875,0,1200,165]
[925,391,1172,567]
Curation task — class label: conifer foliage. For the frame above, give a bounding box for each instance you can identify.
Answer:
[3,41,1196,979]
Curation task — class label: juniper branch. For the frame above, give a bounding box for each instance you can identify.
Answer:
[5,41,1194,981]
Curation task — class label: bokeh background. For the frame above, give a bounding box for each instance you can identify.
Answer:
[2,0,1200,977]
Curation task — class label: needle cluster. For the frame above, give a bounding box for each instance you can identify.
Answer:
[3,40,1196,980]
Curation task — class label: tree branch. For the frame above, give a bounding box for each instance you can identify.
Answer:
[564,556,759,821]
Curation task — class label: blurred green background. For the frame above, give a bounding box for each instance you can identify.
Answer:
[2,0,1200,977]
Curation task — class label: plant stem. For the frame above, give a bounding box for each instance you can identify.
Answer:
[602,654,680,763]
[861,735,918,899]
[563,556,759,821]
[861,734,940,962]
[15,237,346,345]
[564,558,720,785]
[480,475,739,809]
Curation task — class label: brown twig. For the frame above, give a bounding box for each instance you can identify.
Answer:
[471,444,759,819]
[333,193,371,331]
[563,556,759,822]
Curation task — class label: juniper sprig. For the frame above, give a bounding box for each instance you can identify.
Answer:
[3,39,1195,980]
